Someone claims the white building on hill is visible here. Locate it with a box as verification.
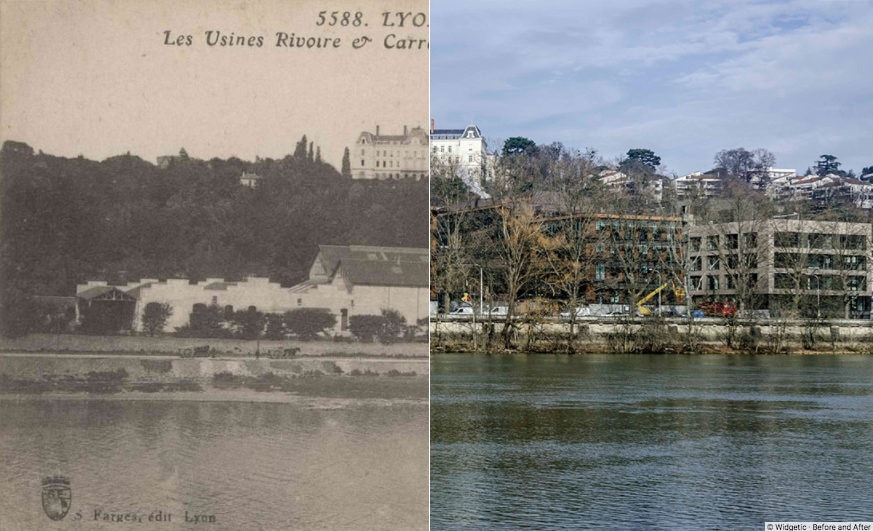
[351,125,428,180]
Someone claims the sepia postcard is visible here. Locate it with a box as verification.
[0,0,429,529]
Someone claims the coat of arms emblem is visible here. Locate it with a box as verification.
[41,475,72,521]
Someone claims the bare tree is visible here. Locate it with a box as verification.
[539,151,603,352]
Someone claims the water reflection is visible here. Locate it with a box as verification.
[1,399,427,530]
[431,353,873,529]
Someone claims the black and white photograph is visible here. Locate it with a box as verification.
[0,1,429,529]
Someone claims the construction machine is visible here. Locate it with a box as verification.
[636,280,686,316]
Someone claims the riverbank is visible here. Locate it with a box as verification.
[0,333,427,358]
[0,353,428,400]
[430,317,873,354]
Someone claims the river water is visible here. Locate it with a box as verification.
[431,353,873,530]
[0,396,428,530]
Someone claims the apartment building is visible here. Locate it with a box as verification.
[687,219,873,318]
[351,125,429,180]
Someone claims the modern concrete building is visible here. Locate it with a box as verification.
[687,219,873,318]
[351,125,428,180]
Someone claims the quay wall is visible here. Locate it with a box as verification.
[0,333,427,358]
[0,355,428,383]
[431,318,873,350]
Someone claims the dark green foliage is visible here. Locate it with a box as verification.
[142,302,172,335]
[233,307,264,339]
[348,314,385,342]
[341,147,352,178]
[263,313,286,340]
[284,308,336,340]
[0,287,39,338]
[184,304,229,338]
[816,154,843,176]
[621,148,661,174]
[379,308,406,344]
[502,137,537,155]
[348,310,406,343]
[0,140,427,337]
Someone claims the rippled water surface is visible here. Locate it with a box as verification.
[1,398,427,530]
[431,354,873,530]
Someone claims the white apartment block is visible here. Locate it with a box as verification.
[351,125,428,180]
[429,123,489,181]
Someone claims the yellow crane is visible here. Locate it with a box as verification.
[636,280,685,316]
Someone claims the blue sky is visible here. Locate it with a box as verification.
[431,0,873,177]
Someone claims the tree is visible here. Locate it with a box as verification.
[264,313,286,340]
[348,314,385,342]
[233,307,264,340]
[714,147,775,183]
[490,202,547,349]
[294,135,308,158]
[379,308,406,343]
[141,302,172,335]
[502,137,537,156]
[187,304,227,337]
[341,147,352,178]
[816,154,842,176]
[620,148,661,174]
[284,308,336,340]
[539,150,603,352]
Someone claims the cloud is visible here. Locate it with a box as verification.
[432,0,873,175]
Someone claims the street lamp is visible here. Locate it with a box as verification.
[654,269,663,315]
[810,268,821,319]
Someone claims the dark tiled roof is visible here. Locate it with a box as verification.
[77,286,137,301]
[431,129,465,135]
[204,281,236,290]
[316,245,427,287]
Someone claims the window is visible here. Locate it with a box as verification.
[706,236,718,251]
[726,234,738,250]
[775,232,800,248]
[843,255,865,270]
[707,256,720,270]
[595,263,606,280]
[690,256,702,271]
[690,237,701,252]
[707,276,719,291]
[468,155,473,163]
[297,298,302,307]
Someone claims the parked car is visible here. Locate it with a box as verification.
[485,306,509,317]
[449,306,475,316]
[559,307,591,319]
[678,309,705,319]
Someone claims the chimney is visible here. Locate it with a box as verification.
[404,125,407,136]
[376,125,380,137]
[430,119,434,133]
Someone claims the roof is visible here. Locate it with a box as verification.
[315,245,428,288]
[203,281,236,290]
[431,129,465,136]
[76,285,137,301]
